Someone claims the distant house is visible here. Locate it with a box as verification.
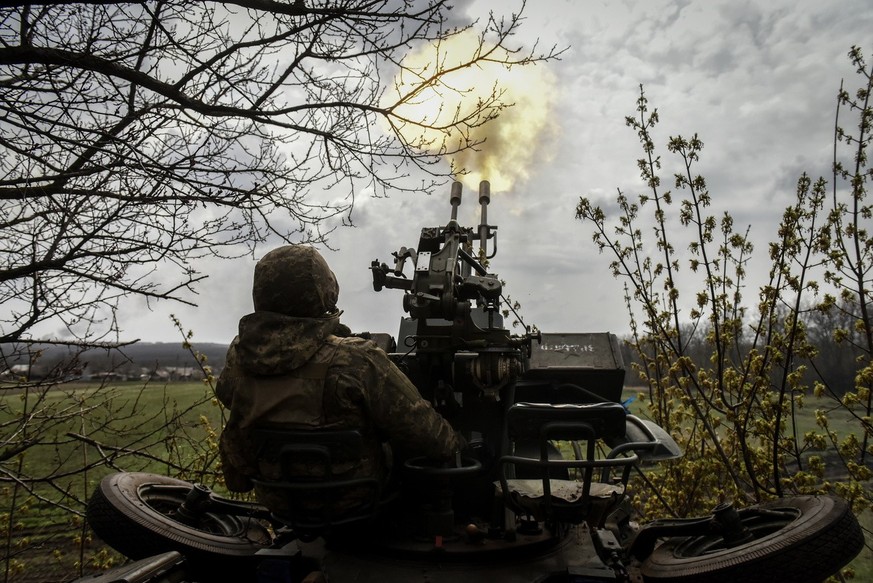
[10,364,30,376]
[6,363,50,380]
[139,366,198,382]
[1,363,86,382]
[165,366,197,381]
[140,367,170,382]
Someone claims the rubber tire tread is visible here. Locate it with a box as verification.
[640,495,864,583]
[87,472,270,571]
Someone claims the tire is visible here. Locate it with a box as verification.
[87,472,272,572]
[640,495,864,583]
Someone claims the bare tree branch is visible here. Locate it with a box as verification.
[0,1,558,343]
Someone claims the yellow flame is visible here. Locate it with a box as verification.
[388,30,557,194]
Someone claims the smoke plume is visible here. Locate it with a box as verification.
[389,30,557,193]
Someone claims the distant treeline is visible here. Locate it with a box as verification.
[2,324,863,393]
[618,318,866,397]
[0,342,229,381]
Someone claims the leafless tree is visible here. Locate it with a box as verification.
[0,0,558,344]
[0,3,560,576]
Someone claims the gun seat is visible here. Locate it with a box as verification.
[497,402,637,527]
[249,428,385,538]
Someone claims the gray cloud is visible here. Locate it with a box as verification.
[113,0,873,345]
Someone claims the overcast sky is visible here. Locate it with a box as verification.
[118,0,872,346]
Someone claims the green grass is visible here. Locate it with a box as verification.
[0,382,869,580]
[1,380,223,484]
[0,380,225,578]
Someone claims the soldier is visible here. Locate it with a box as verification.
[216,245,461,519]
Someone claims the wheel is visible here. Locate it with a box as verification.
[87,472,273,572]
[640,495,864,583]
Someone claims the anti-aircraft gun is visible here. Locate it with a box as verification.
[370,179,626,420]
[370,181,538,436]
[367,181,636,550]
[370,180,626,408]
[77,179,865,583]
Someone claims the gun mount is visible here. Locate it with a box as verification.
[371,181,539,404]
[79,179,863,583]
[367,181,632,543]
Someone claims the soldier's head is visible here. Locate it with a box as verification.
[252,245,339,317]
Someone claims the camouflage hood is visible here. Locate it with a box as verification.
[235,311,340,375]
[252,245,339,317]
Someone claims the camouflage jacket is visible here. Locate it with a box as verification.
[216,310,460,513]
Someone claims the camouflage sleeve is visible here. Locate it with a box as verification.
[366,352,461,460]
[214,338,255,492]
[215,339,240,409]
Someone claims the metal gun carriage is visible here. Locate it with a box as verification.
[82,181,863,583]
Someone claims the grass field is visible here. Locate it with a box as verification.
[0,380,224,581]
[0,381,869,581]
